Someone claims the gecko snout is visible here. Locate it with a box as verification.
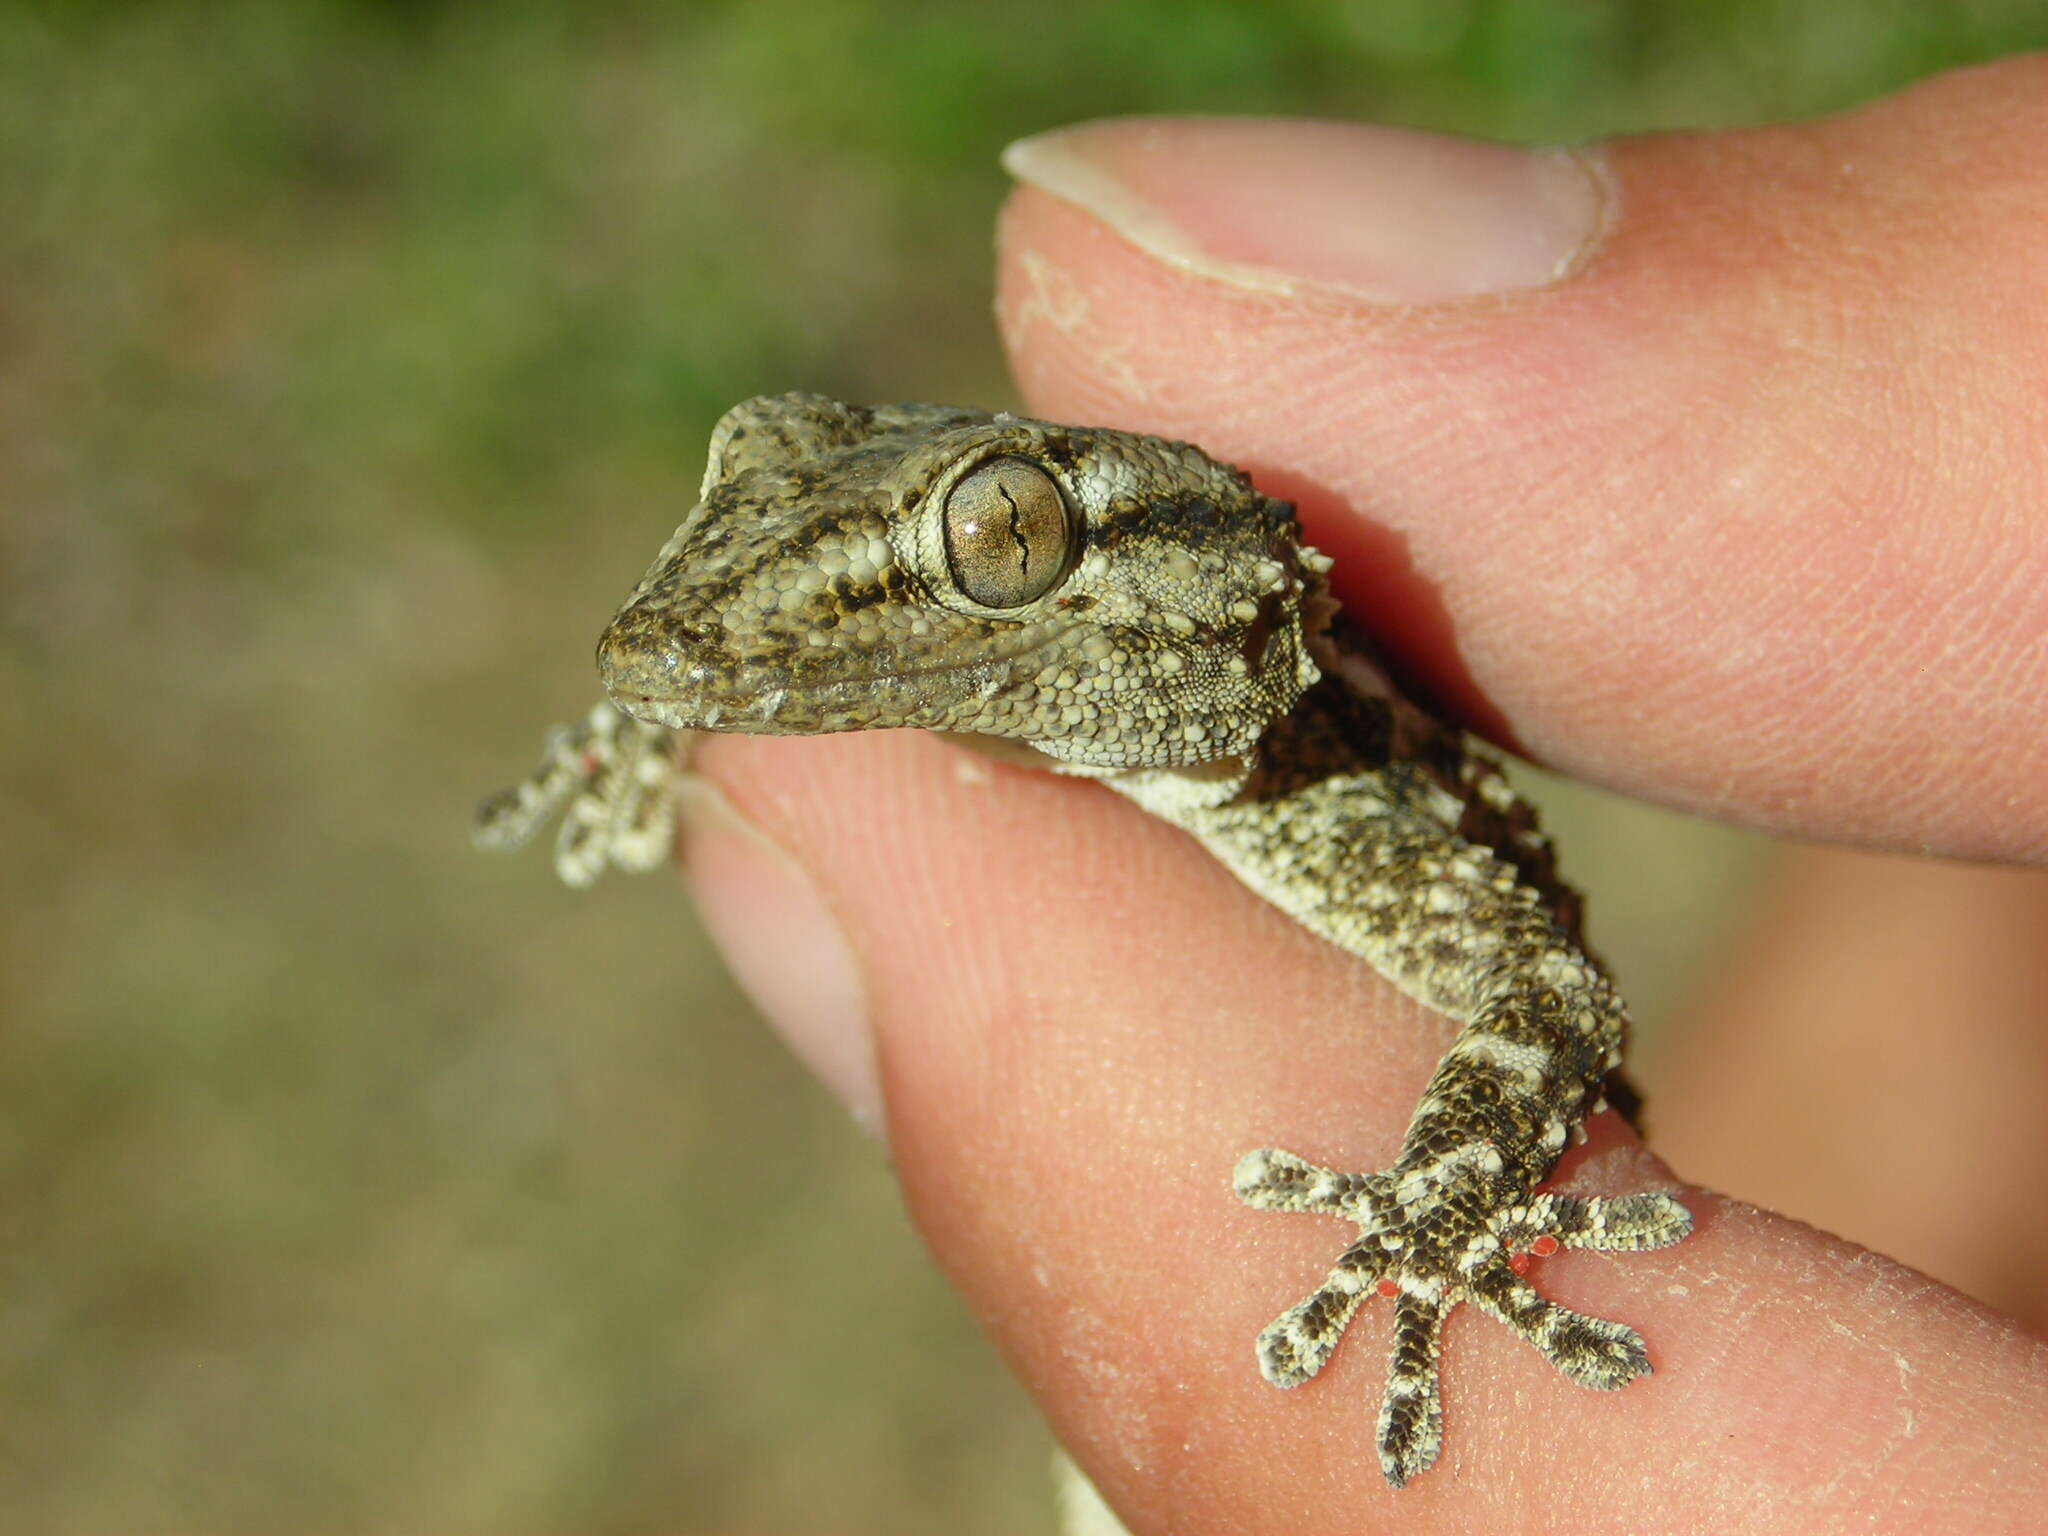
[595,610,692,717]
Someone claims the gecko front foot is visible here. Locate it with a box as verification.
[1234,1147,1691,1486]
[474,701,681,886]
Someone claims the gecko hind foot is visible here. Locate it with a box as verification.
[474,701,680,886]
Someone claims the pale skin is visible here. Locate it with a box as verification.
[676,58,2048,1534]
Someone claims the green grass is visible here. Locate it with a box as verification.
[2,3,2041,1529]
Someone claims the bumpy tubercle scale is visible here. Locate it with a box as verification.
[477,393,1693,1491]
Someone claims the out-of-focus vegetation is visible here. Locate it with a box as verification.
[2,4,2042,1531]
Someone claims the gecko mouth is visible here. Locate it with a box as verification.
[596,616,1081,735]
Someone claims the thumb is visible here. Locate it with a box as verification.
[997,56,2048,862]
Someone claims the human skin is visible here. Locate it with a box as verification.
[678,57,2048,1534]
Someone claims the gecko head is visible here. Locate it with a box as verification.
[598,392,1329,769]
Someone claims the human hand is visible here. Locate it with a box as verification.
[682,56,2048,1533]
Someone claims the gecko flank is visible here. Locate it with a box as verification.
[476,392,1693,1489]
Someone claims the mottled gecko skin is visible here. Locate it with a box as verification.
[477,393,1693,1489]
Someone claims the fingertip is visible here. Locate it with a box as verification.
[1002,117,1612,306]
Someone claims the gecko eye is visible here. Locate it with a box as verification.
[941,457,1075,608]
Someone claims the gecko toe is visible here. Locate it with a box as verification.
[1257,1263,1376,1387]
[1375,1292,1447,1487]
[1541,1311,1653,1389]
[1497,1190,1694,1254]
[1590,1192,1693,1250]
[1377,1381,1444,1489]
[1234,1147,1382,1220]
[1471,1261,1656,1390]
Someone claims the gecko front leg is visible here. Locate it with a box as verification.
[474,701,682,886]
[1124,675,1694,1486]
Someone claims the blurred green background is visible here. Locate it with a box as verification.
[4,3,2044,1531]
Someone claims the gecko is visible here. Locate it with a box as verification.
[475,392,1693,1491]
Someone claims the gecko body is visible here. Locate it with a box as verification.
[478,393,1692,1488]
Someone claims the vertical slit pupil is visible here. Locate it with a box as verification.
[943,458,1071,607]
